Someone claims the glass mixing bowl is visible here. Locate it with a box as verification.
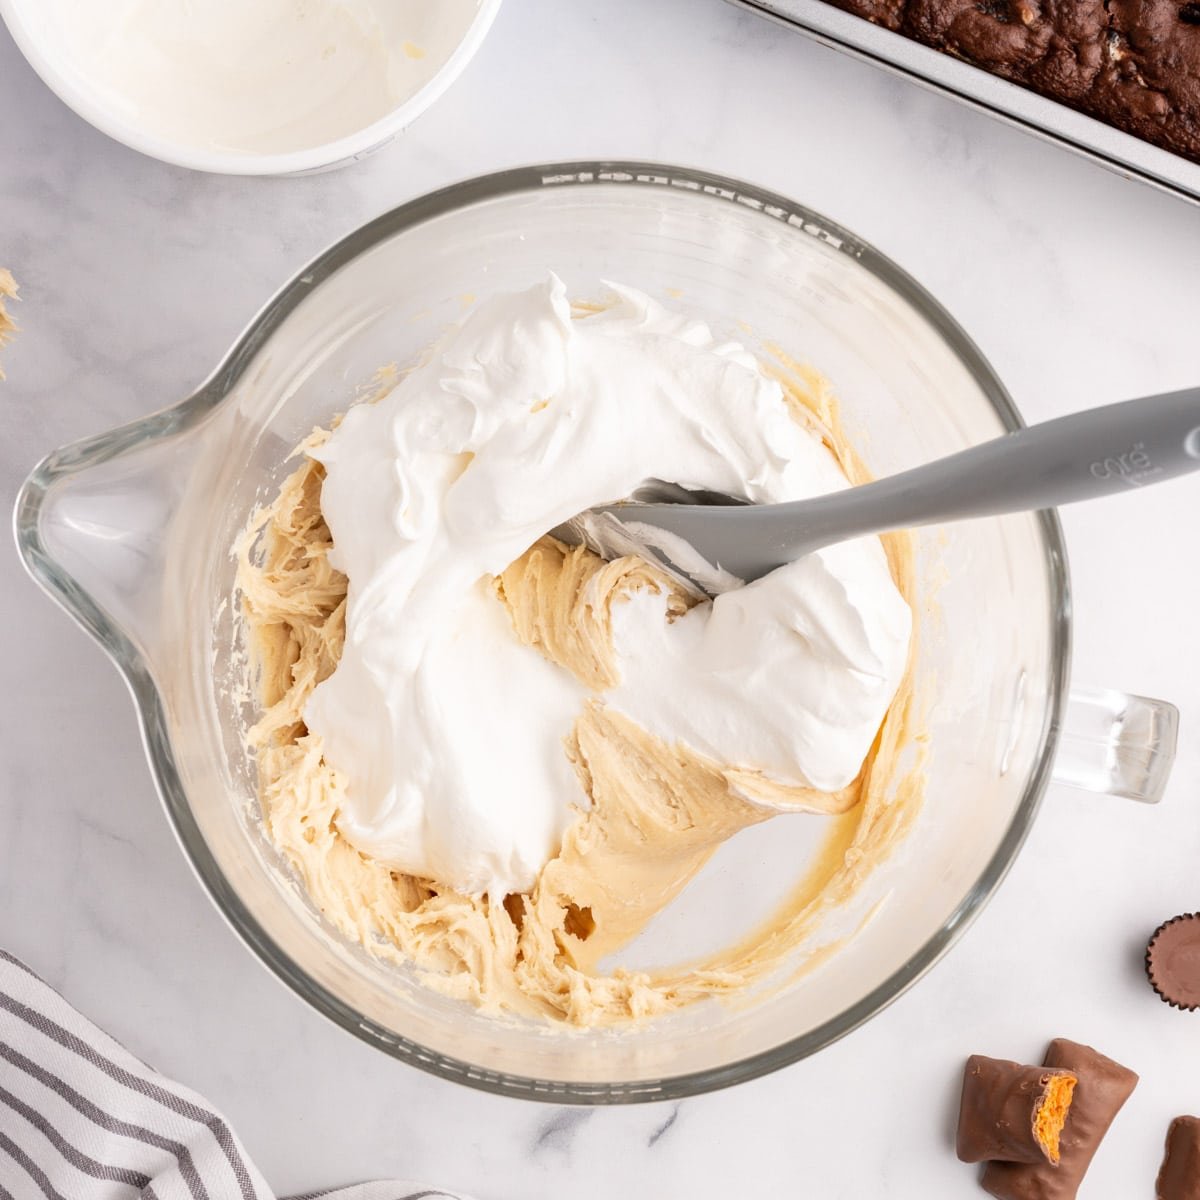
[15,162,1178,1102]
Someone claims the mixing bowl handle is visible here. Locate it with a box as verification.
[1051,685,1179,804]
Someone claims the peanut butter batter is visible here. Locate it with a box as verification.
[237,363,923,1026]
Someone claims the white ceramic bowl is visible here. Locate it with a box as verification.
[0,0,502,175]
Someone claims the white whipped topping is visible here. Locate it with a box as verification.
[610,545,912,795]
[41,0,481,155]
[305,276,912,898]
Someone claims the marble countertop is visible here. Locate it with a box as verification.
[2,1,1199,1196]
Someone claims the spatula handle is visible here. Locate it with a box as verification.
[606,386,1200,583]
[787,384,1200,541]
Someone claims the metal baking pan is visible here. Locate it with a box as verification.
[730,0,1200,208]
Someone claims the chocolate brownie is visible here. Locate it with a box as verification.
[902,0,1057,77]
[834,0,908,30]
[1023,0,1109,102]
[819,0,1200,163]
[1092,0,1200,160]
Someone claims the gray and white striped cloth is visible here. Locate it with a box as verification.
[0,950,466,1200]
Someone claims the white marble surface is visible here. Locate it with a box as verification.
[2,0,1199,1196]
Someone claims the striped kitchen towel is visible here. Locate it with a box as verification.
[0,950,464,1200]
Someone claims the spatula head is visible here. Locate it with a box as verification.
[548,479,748,598]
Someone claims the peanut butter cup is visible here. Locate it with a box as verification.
[1147,914,1200,1011]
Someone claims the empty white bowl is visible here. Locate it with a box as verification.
[0,0,502,175]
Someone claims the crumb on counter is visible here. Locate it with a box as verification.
[0,270,19,380]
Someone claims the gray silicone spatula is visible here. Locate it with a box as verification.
[551,386,1200,594]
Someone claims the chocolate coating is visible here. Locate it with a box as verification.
[1158,1116,1200,1200]
[1147,915,1200,1010]
[982,1040,1138,1200]
[957,1055,1076,1165]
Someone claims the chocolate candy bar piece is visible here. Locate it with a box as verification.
[982,1040,1138,1200]
[957,1055,1078,1165]
[1158,1116,1200,1200]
